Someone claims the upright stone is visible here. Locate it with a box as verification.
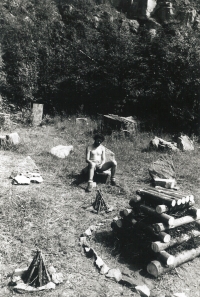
[149,155,176,181]
[177,135,194,151]
[0,113,11,130]
[32,104,43,126]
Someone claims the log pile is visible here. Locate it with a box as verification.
[111,187,200,277]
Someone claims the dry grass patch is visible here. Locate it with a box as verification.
[0,118,199,296]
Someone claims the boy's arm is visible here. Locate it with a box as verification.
[86,146,92,165]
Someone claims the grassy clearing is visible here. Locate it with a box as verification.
[0,116,200,296]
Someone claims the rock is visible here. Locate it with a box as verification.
[51,272,64,284]
[48,266,56,275]
[6,132,20,145]
[84,228,92,236]
[106,268,122,282]
[135,284,150,297]
[129,19,140,33]
[13,175,30,185]
[32,103,43,126]
[149,136,178,151]
[100,263,110,274]
[149,155,176,181]
[50,145,73,158]
[0,113,11,130]
[95,256,104,268]
[84,247,94,258]
[79,236,90,247]
[176,135,194,151]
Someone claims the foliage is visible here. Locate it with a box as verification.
[0,0,200,133]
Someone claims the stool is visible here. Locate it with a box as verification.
[81,166,111,184]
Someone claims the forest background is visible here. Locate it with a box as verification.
[0,0,200,134]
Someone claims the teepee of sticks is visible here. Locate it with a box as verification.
[93,189,108,213]
[22,250,51,287]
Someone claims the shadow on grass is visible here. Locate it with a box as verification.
[92,228,155,276]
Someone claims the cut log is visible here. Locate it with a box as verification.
[139,205,174,225]
[136,189,176,207]
[132,220,171,243]
[156,205,169,214]
[152,215,200,232]
[151,230,200,252]
[147,245,200,277]
[144,188,182,205]
[157,251,175,265]
[189,195,195,203]
[187,207,200,218]
[129,196,142,206]
[119,209,133,218]
[145,187,190,200]
[111,219,123,231]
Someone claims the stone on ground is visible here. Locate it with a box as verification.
[135,284,150,297]
[6,132,20,145]
[149,136,178,151]
[106,268,122,282]
[149,155,176,181]
[177,135,194,151]
[50,145,73,158]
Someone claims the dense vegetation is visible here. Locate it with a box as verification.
[0,0,200,134]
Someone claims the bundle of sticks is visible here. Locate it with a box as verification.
[111,187,200,277]
[22,250,51,287]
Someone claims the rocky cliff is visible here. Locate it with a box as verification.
[93,0,200,28]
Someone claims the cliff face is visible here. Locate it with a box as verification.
[93,0,200,28]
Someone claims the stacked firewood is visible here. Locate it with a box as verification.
[111,187,200,277]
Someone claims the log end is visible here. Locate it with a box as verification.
[151,242,160,253]
[147,260,162,278]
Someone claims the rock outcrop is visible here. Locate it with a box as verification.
[94,0,200,29]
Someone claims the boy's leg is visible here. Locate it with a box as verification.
[86,162,96,192]
[100,160,117,183]
[88,162,96,182]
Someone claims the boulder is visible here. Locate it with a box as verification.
[50,145,73,158]
[149,136,178,151]
[149,155,176,181]
[106,268,122,282]
[6,132,20,145]
[176,135,194,151]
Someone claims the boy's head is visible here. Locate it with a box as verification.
[93,134,105,146]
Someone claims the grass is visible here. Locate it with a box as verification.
[0,116,200,296]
